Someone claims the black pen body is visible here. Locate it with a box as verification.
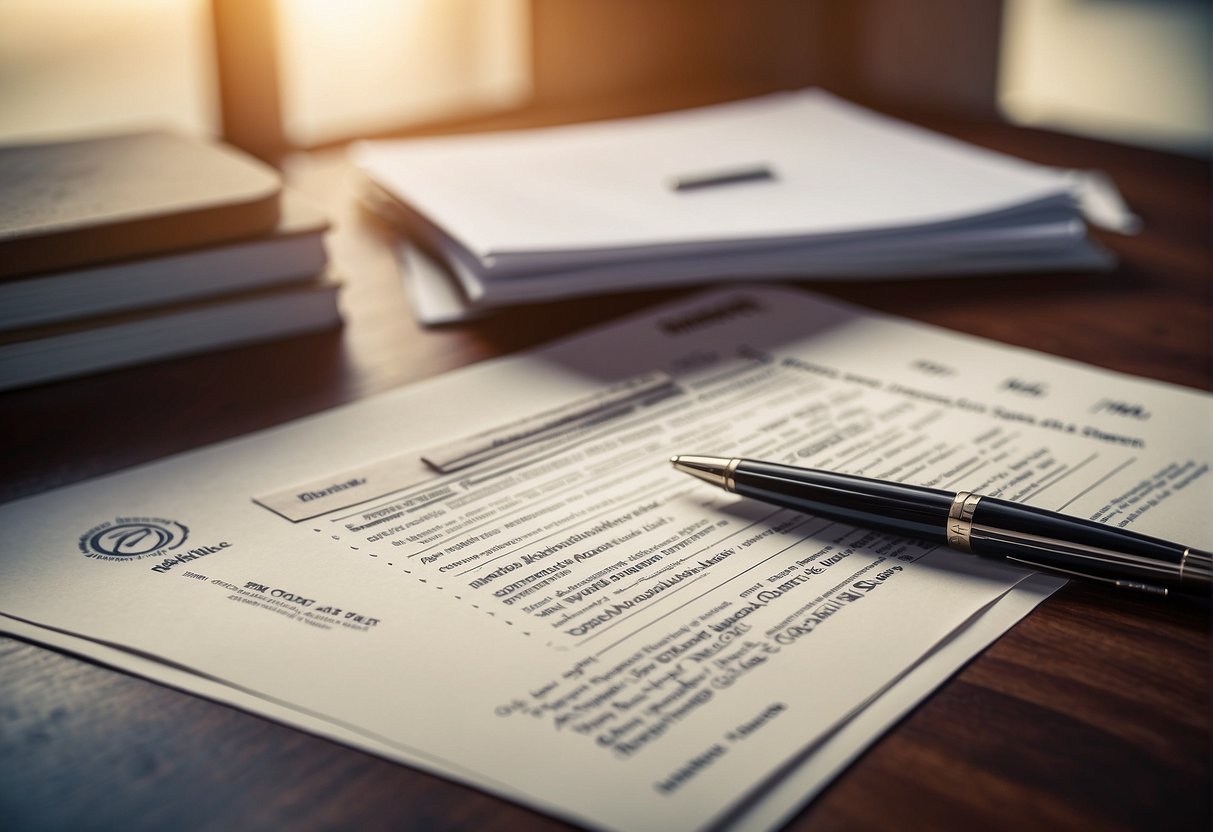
[961,497,1193,589]
[728,459,954,542]
[700,458,1211,596]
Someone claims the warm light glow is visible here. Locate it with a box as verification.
[0,0,217,142]
[0,0,530,147]
[276,0,531,145]
[1000,0,1211,153]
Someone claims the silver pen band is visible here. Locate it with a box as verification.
[723,457,741,493]
[946,491,981,553]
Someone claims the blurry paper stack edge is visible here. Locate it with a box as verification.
[0,275,341,392]
[0,191,331,331]
[352,89,1138,325]
[0,130,340,389]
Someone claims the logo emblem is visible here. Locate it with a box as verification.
[79,518,189,562]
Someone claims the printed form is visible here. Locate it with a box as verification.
[1,287,1209,831]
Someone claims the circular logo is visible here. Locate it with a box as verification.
[79,518,189,562]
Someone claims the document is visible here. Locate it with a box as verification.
[2,287,1208,831]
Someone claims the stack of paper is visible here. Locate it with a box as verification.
[352,90,1136,324]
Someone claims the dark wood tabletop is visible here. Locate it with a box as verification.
[1,113,1209,831]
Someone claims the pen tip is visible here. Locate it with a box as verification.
[669,455,730,488]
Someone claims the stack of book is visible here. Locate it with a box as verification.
[352,89,1137,324]
[0,130,340,391]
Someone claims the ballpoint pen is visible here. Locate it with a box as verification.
[671,455,1212,598]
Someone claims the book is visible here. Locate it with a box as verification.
[352,89,1136,323]
[0,275,341,392]
[0,130,282,279]
[0,190,329,332]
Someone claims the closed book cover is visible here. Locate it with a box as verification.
[0,275,341,391]
[0,130,282,279]
[0,190,329,332]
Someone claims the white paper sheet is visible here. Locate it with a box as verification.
[0,574,1060,830]
[354,90,1131,323]
[352,90,1075,266]
[2,287,1208,831]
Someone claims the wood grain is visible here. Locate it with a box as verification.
[0,115,1208,831]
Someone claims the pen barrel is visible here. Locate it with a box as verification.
[719,459,1211,597]
[967,498,1211,593]
[731,460,954,542]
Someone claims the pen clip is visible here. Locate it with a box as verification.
[1004,555,1169,597]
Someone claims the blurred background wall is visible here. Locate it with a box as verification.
[1,0,1208,156]
[999,0,1210,155]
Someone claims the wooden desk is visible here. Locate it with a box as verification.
[1,118,1208,830]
